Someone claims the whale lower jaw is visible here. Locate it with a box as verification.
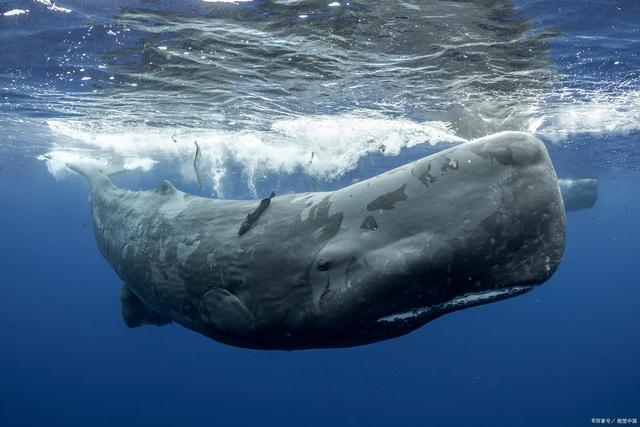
[377,286,534,323]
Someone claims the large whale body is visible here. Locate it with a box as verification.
[71,131,566,350]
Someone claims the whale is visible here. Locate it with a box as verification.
[70,131,566,350]
[559,178,598,212]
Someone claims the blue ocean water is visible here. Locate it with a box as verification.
[1,0,639,426]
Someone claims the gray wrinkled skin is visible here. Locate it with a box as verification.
[71,131,566,350]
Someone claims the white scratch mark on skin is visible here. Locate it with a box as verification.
[377,287,531,322]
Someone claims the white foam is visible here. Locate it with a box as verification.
[40,87,640,195]
[530,89,640,142]
[34,0,71,13]
[37,150,156,181]
[3,9,28,16]
[41,114,464,196]
[123,158,157,171]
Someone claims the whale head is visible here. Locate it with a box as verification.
[307,132,565,344]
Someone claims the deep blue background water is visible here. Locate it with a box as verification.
[4,169,639,427]
[1,0,639,426]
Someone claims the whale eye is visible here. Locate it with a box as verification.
[317,259,332,271]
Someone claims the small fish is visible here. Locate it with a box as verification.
[238,191,276,236]
[193,140,203,192]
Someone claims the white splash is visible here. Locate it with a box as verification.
[40,86,640,197]
[34,0,71,13]
[41,114,464,196]
[3,9,29,16]
[529,89,640,142]
[37,150,156,180]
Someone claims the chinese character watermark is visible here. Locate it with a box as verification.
[591,418,638,424]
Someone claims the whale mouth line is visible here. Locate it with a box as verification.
[377,286,534,323]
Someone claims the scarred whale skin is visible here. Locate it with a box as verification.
[71,131,566,350]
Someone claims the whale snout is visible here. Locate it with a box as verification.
[344,132,566,335]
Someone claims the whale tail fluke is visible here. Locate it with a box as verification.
[66,161,118,191]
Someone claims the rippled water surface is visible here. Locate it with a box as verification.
[2,0,639,195]
[1,1,639,426]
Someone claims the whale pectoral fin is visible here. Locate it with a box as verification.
[199,288,255,336]
[120,285,170,328]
